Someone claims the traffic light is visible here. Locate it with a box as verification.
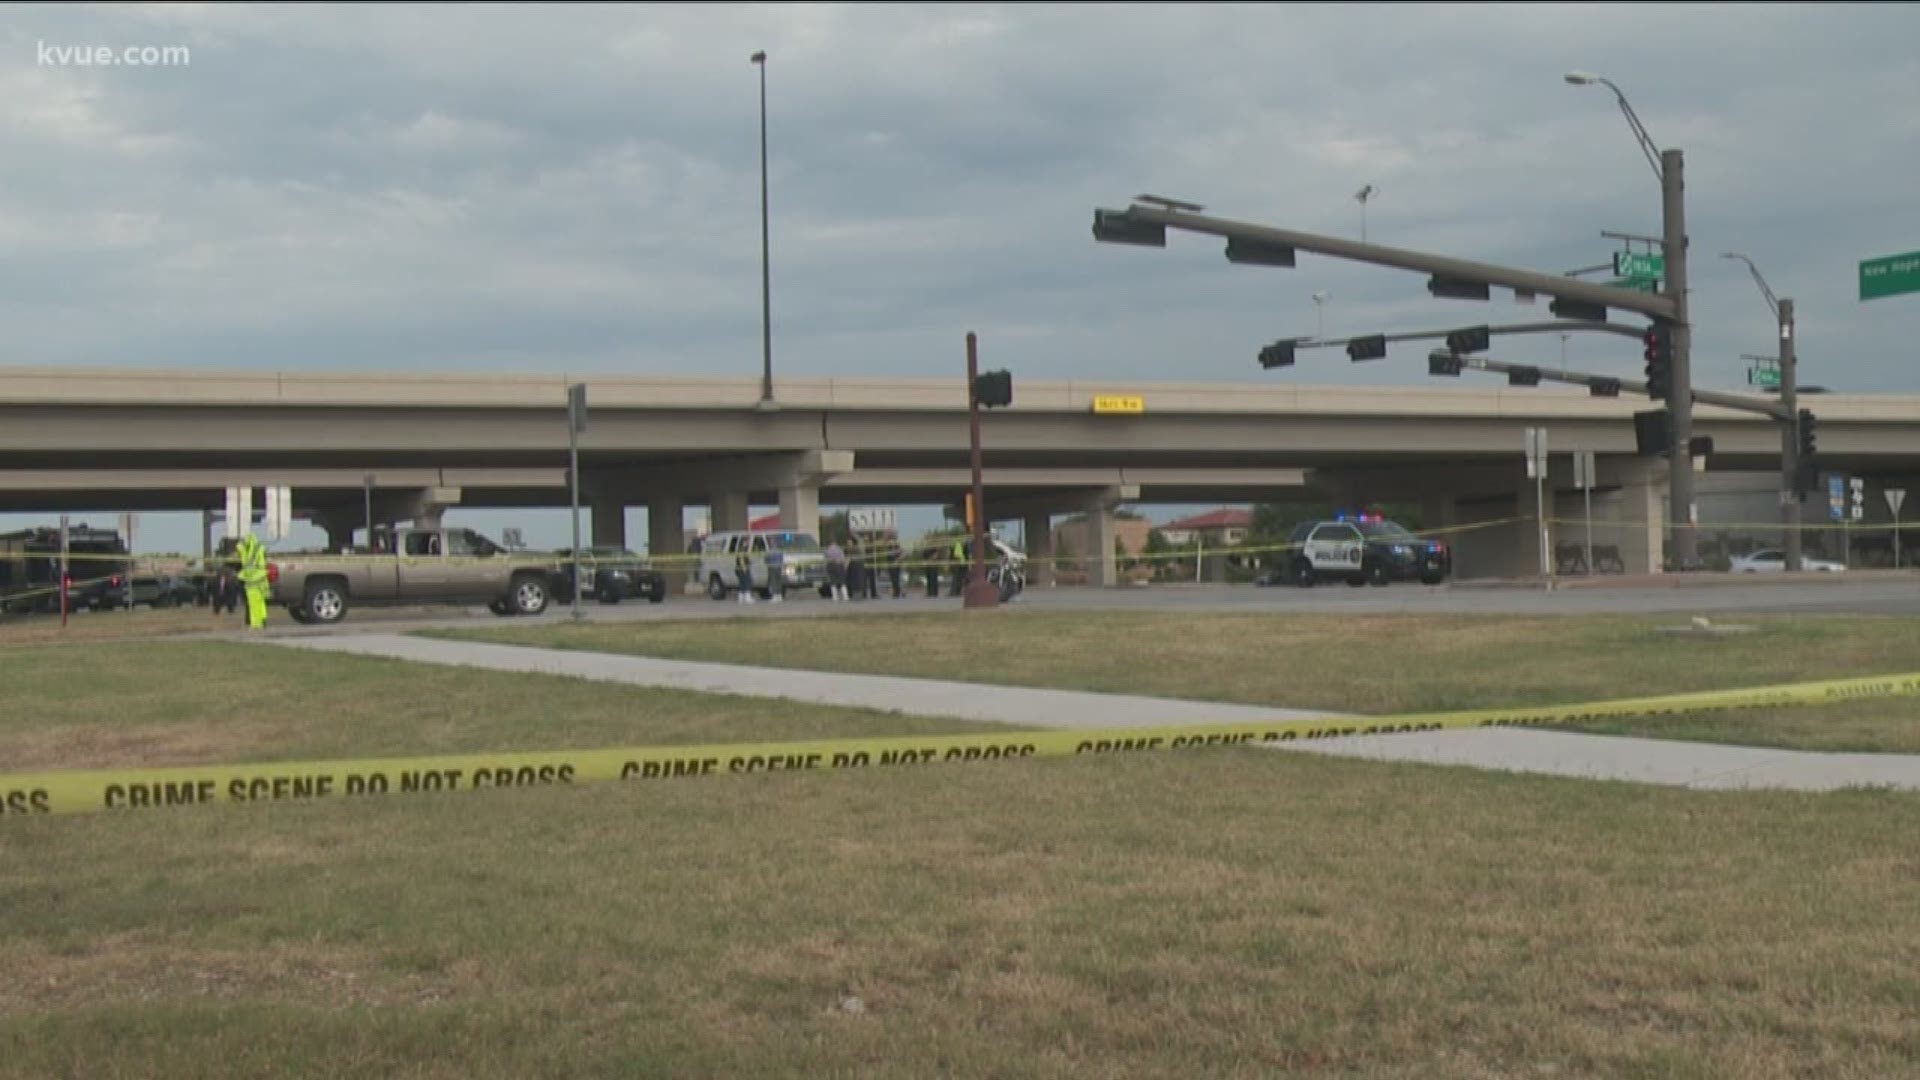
[1797,408,1817,460]
[1444,325,1491,354]
[1258,341,1297,369]
[1642,322,1673,401]
[1588,376,1621,398]
[1429,353,1463,377]
[1507,365,1541,387]
[972,369,1012,408]
[1633,409,1669,457]
[1346,334,1387,362]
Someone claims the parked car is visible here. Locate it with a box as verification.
[271,526,552,625]
[1729,550,1845,573]
[551,548,667,605]
[1266,516,1451,588]
[697,530,826,600]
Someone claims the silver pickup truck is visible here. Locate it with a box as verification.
[270,527,553,625]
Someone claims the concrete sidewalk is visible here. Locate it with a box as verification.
[274,633,1336,730]
[268,634,1920,793]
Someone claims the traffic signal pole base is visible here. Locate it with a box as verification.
[962,579,1000,610]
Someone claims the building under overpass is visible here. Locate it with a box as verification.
[4,365,1918,582]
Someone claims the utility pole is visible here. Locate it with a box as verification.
[1778,298,1801,572]
[751,51,776,410]
[1661,147,1697,570]
[567,384,587,622]
[963,332,998,609]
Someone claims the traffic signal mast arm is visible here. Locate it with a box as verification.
[1433,350,1789,420]
[1103,202,1680,322]
[1295,319,1647,351]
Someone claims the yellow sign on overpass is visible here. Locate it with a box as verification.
[1092,394,1145,415]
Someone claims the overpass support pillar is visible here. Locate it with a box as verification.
[1083,495,1120,588]
[710,491,749,533]
[591,497,627,549]
[1024,511,1053,587]
[1604,459,1668,575]
[1514,478,1550,579]
[647,495,687,593]
[201,509,215,559]
[777,483,820,538]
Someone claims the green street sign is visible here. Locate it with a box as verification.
[1748,365,1780,389]
[1614,251,1665,279]
[1860,249,1920,301]
[1606,276,1660,294]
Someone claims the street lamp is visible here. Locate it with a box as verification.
[1567,71,1697,570]
[1564,72,1662,183]
[1353,184,1374,242]
[1723,251,1803,572]
[1310,290,1330,339]
[751,50,776,411]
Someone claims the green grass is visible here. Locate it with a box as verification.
[0,641,1004,773]
[4,752,1918,1078]
[440,612,1920,753]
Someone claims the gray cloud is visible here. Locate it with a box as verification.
[1,0,1915,393]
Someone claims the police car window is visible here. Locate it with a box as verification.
[1357,521,1413,539]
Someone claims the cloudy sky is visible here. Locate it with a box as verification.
[4,2,1918,551]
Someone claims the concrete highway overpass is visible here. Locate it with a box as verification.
[4,366,1918,581]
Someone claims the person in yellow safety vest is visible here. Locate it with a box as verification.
[950,536,967,597]
[235,533,270,629]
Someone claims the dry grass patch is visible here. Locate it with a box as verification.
[446,612,1920,752]
[2,752,1917,1077]
[0,640,1006,772]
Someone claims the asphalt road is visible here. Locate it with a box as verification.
[235,577,1920,640]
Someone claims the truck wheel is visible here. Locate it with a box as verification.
[1366,560,1391,587]
[598,587,622,605]
[303,580,349,624]
[708,574,728,601]
[648,581,666,604]
[511,575,550,616]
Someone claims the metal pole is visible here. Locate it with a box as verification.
[1778,298,1801,572]
[1537,467,1549,578]
[569,415,583,621]
[755,52,774,407]
[59,514,69,629]
[1584,455,1595,576]
[363,474,374,549]
[1663,147,1697,571]
[963,331,996,609]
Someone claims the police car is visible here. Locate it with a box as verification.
[1277,514,1451,588]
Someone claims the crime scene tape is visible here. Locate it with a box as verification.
[11,516,1527,573]
[6,669,1920,819]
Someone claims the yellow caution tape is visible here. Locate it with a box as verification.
[6,669,1918,818]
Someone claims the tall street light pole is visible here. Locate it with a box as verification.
[1566,72,1696,569]
[751,50,776,410]
[1723,252,1801,572]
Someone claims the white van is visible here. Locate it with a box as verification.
[697,530,827,600]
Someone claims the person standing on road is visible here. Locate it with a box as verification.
[734,544,756,604]
[949,536,968,597]
[885,538,905,599]
[825,539,848,601]
[922,540,940,598]
[234,533,270,629]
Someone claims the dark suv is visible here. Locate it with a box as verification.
[551,547,668,605]
[1276,517,1451,588]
